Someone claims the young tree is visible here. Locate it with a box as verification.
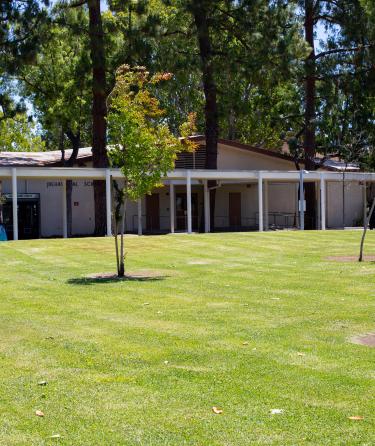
[359,197,375,262]
[107,65,196,277]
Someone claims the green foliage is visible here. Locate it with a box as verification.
[107,64,196,276]
[2,0,375,165]
[19,5,92,150]
[0,112,45,152]
[108,65,196,201]
[0,0,49,69]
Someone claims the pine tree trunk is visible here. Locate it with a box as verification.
[88,0,108,236]
[191,0,218,231]
[303,0,317,229]
[118,199,127,277]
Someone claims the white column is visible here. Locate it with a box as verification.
[258,172,263,232]
[203,179,210,233]
[62,180,68,238]
[316,180,321,230]
[137,198,142,235]
[264,180,269,231]
[105,168,112,236]
[169,182,175,233]
[186,171,192,234]
[363,181,367,225]
[320,175,326,231]
[299,169,305,231]
[11,168,18,241]
[295,183,299,228]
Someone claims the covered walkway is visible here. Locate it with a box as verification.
[0,166,374,240]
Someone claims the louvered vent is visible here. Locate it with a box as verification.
[175,145,206,169]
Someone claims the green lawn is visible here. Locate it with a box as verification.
[0,231,374,446]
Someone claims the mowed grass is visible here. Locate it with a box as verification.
[0,231,374,446]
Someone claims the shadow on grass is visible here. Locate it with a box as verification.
[67,273,167,285]
[326,255,375,263]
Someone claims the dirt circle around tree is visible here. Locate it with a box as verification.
[326,255,375,262]
[350,334,375,348]
[86,270,168,281]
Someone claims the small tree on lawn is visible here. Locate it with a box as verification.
[107,65,196,277]
[359,196,375,262]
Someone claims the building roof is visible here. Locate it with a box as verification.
[0,138,360,171]
[0,147,92,167]
[192,136,360,172]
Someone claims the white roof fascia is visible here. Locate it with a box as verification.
[0,167,374,182]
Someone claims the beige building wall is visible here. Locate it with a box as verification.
[218,144,295,170]
[214,183,258,228]
[326,181,364,228]
[2,178,95,237]
[0,142,366,237]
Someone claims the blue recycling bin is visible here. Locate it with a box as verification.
[0,225,7,241]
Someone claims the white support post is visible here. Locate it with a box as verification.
[169,182,175,233]
[186,171,192,234]
[316,180,321,230]
[264,180,269,231]
[258,172,263,232]
[11,168,18,241]
[299,169,305,231]
[320,174,326,231]
[203,179,210,233]
[105,168,112,236]
[137,198,142,235]
[62,180,68,238]
[295,182,299,228]
[363,181,367,225]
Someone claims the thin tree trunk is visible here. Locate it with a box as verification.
[114,217,120,275]
[88,0,108,236]
[228,108,236,140]
[303,0,317,229]
[359,198,375,262]
[111,180,120,274]
[119,199,127,277]
[191,0,218,231]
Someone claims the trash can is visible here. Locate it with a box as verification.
[0,224,7,241]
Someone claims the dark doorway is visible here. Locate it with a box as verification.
[229,192,242,228]
[176,193,198,231]
[146,194,160,232]
[2,195,40,240]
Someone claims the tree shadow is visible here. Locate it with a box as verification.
[67,273,167,285]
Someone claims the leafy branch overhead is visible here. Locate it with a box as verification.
[108,64,197,201]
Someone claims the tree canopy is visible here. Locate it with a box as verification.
[1,0,374,234]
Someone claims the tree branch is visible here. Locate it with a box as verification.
[69,0,87,8]
[314,44,373,60]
